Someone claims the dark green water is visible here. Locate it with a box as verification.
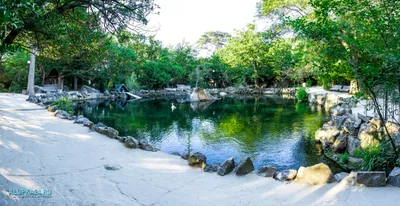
[76,96,342,172]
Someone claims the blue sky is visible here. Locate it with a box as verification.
[147,0,260,46]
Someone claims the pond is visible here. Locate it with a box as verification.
[75,96,343,173]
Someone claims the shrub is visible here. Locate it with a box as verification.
[295,87,308,102]
[306,79,313,87]
[353,142,397,171]
[340,153,349,164]
[51,97,74,114]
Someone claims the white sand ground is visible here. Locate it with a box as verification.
[0,93,399,206]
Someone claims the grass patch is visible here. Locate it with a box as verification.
[51,97,74,114]
[340,153,349,164]
[353,142,397,171]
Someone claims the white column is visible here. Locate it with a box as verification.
[27,47,36,96]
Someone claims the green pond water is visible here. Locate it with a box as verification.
[75,96,343,172]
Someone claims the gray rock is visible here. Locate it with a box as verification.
[106,127,119,139]
[104,164,122,171]
[104,90,111,96]
[315,128,340,148]
[358,113,371,123]
[257,166,277,178]
[83,120,94,128]
[354,171,386,187]
[358,123,381,149]
[347,135,361,156]
[188,152,206,167]
[330,105,346,116]
[217,158,235,176]
[80,85,100,94]
[275,170,297,181]
[139,140,157,152]
[295,163,334,185]
[334,172,350,182]
[53,110,72,119]
[118,136,127,143]
[181,152,189,160]
[124,136,139,148]
[388,167,400,187]
[234,157,255,175]
[91,122,106,131]
[47,105,58,112]
[333,133,347,153]
[354,119,362,129]
[171,152,181,156]
[203,163,220,173]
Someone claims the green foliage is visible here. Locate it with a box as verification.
[51,97,73,114]
[0,50,29,92]
[340,153,349,164]
[353,142,397,171]
[295,87,308,102]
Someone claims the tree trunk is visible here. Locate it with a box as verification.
[74,76,78,91]
[27,47,36,95]
[57,71,64,91]
[253,62,260,88]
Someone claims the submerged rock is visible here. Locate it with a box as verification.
[234,157,255,175]
[295,163,334,185]
[388,167,400,187]
[354,171,386,187]
[217,158,235,176]
[188,152,206,167]
[275,170,297,181]
[124,136,139,148]
[256,166,277,178]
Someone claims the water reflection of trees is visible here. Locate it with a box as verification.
[76,97,327,150]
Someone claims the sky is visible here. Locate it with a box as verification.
[147,0,260,46]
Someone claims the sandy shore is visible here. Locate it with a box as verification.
[1,93,399,206]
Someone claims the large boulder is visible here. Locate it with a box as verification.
[342,116,357,135]
[188,152,206,167]
[385,121,400,135]
[358,123,381,149]
[347,135,361,156]
[369,115,383,129]
[217,158,235,176]
[295,163,334,185]
[358,113,372,123]
[332,133,347,153]
[124,136,139,148]
[330,105,346,116]
[388,167,400,187]
[94,125,119,138]
[354,171,386,187]
[234,157,255,175]
[257,166,277,178]
[190,88,215,102]
[275,170,297,181]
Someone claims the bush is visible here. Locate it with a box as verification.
[340,153,349,164]
[51,97,74,114]
[306,79,313,87]
[295,87,308,102]
[353,142,397,171]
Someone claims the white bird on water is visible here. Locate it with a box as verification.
[171,103,176,111]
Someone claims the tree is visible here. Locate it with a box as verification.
[197,31,231,53]
[0,0,158,53]
[218,24,272,87]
